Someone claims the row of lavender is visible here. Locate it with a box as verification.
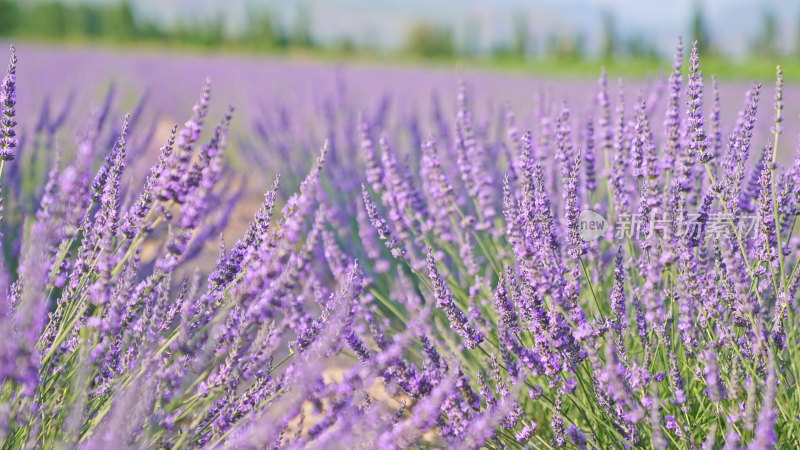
[2,37,800,448]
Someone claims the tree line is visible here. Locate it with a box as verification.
[0,0,793,62]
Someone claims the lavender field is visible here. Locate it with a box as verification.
[1,37,800,449]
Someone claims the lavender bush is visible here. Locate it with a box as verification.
[1,37,800,449]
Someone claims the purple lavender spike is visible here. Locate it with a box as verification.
[701,350,725,404]
[361,184,405,259]
[597,68,613,160]
[162,79,211,204]
[756,164,778,265]
[554,102,574,178]
[751,353,777,449]
[711,75,722,160]
[493,272,519,332]
[425,248,484,349]
[663,37,683,174]
[583,114,598,192]
[89,115,129,306]
[610,250,626,337]
[610,83,630,215]
[565,152,586,259]
[0,45,16,162]
[359,114,383,193]
[421,138,455,241]
[687,41,712,164]
[721,83,761,217]
[634,103,662,247]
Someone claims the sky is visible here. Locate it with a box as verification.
[65,0,800,57]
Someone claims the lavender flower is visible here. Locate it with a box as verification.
[493,272,519,332]
[663,37,683,173]
[0,41,798,450]
[0,45,17,161]
[701,349,725,404]
[583,115,598,192]
[751,353,777,449]
[425,248,484,349]
[362,184,405,258]
[565,152,586,258]
[360,114,384,193]
[687,41,712,163]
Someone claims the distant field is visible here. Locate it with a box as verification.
[10,42,800,168]
[7,36,800,81]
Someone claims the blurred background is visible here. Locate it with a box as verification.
[0,0,798,79]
